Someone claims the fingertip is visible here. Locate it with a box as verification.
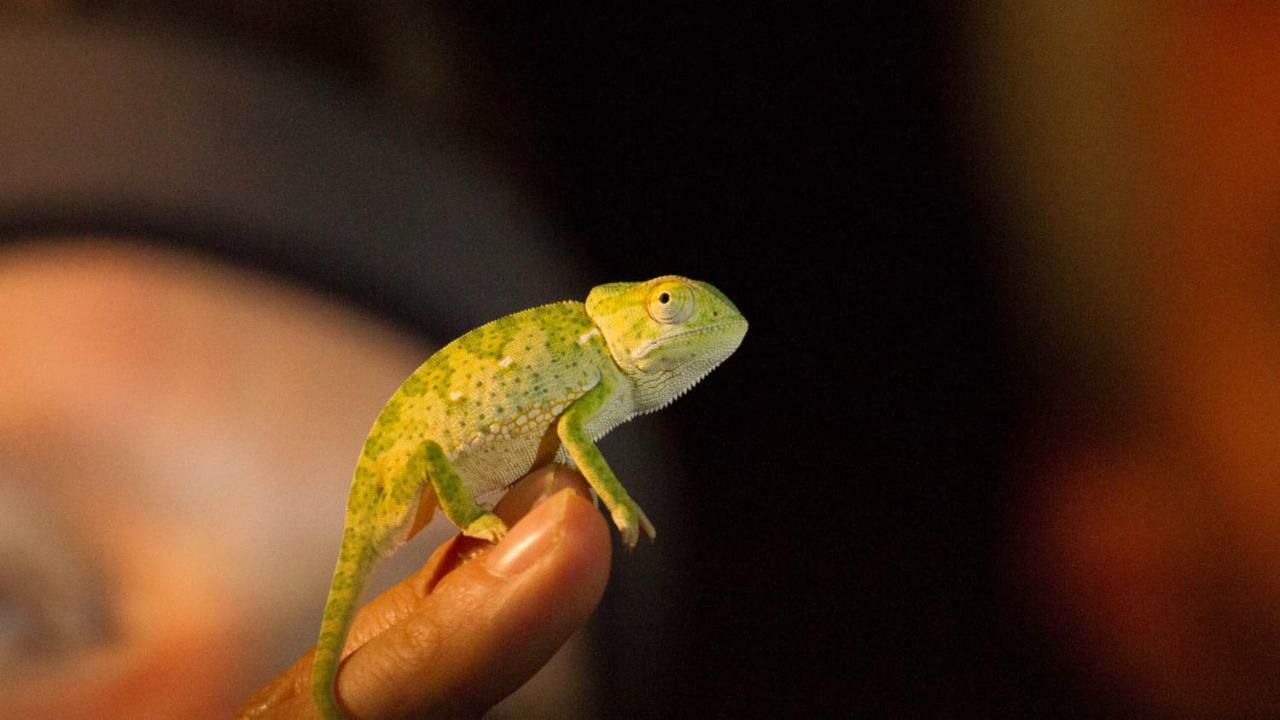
[486,486,611,591]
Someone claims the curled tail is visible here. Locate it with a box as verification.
[311,526,377,720]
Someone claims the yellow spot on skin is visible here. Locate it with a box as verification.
[498,356,514,367]
[449,390,464,401]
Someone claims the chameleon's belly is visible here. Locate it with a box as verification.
[450,431,555,498]
[448,398,636,502]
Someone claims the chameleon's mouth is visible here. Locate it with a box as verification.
[629,318,747,361]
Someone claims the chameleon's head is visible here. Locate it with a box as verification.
[586,275,747,412]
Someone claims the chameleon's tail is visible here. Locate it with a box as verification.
[311,529,377,720]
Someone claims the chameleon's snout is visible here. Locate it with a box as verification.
[695,279,748,349]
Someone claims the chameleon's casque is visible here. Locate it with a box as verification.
[311,276,746,719]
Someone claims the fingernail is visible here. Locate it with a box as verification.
[530,466,569,499]
[486,488,571,576]
[535,465,592,501]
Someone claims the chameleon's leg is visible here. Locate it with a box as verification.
[558,379,656,549]
[423,440,508,541]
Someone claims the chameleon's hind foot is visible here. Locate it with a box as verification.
[463,512,508,542]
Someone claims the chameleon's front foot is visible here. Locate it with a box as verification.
[463,512,508,542]
[611,502,656,550]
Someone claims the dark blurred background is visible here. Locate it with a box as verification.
[363,4,1017,716]
[439,4,1042,717]
[512,6,1036,717]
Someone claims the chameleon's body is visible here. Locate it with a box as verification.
[312,275,747,719]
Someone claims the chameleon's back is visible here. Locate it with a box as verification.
[402,301,621,493]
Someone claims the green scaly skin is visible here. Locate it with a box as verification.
[312,275,747,719]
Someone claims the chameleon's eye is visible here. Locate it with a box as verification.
[646,281,695,324]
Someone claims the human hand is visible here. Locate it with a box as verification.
[237,466,611,719]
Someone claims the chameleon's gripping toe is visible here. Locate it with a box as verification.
[612,502,656,550]
[463,512,509,542]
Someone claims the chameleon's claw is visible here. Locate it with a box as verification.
[638,510,656,544]
[611,503,656,550]
[463,513,508,542]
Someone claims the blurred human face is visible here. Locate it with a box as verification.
[0,239,440,718]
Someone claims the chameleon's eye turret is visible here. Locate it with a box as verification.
[646,280,695,325]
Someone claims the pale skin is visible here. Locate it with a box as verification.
[305,276,747,720]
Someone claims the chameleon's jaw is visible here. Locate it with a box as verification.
[630,318,745,362]
[634,314,746,367]
[631,315,747,411]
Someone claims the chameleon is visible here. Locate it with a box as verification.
[311,275,747,719]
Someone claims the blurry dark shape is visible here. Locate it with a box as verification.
[0,21,573,336]
[75,1,538,173]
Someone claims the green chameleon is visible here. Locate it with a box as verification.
[312,275,747,719]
